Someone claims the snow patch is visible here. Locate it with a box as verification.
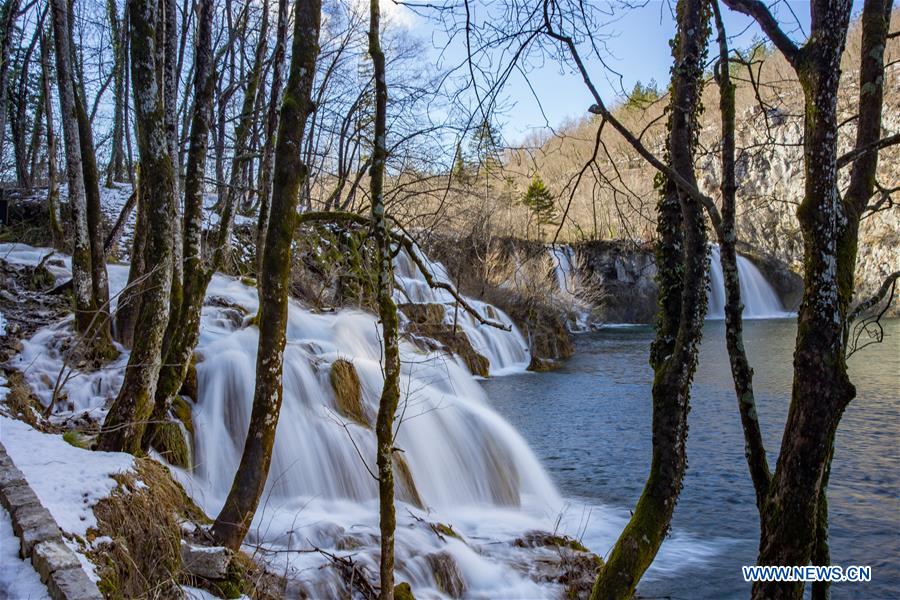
[0,416,133,536]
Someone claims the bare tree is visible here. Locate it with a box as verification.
[211,0,322,551]
[97,0,176,454]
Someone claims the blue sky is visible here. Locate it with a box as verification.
[396,1,865,142]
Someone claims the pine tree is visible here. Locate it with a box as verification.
[521,174,557,234]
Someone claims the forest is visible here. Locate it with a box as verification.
[0,0,897,598]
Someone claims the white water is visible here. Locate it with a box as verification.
[707,245,789,319]
[548,245,591,331]
[393,249,530,374]
[3,242,725,597]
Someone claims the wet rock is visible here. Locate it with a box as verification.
[329,359,370,427]
[512,531,603,599]
[425,551,466,598]
[393,453,424,509]
[398,303,491,377]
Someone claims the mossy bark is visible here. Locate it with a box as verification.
[210,0,322,551]
[97,0,175,455]
[48,0,96,335]
[591,1,709,597]
[368,0,401,597]
[141,0,216,454]
[710,1,771,512]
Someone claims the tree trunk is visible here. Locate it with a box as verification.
[40,28,63,247]
[710,0,771,512]
[142,0,215,454]
[106,0,126,186]
[49,0,96,335]
[97,0,175,455]
[210,0,321,551]
[212,0,269,270]
[75,78,113,348]
[368,0,400,597]
[590,1,710,597]
[255,0,289,275]
[0,0,20,171]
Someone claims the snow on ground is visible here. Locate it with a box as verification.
[0,417,133,537]
[0,506,49,599]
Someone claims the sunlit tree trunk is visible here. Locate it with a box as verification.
[48,0,96,335]
[210,0,322,551]
[39,27,63,247]
[590,1,710,597]
[255,0,289,274]
[367,0,401,597]
[97,0,175,455]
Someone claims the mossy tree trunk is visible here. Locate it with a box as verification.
[141,0,216,453]
[710,0,771,512]
[256,0,289,275]
[210,0,322,551]
[590,1,710,597]
[48,0,97,336]
[97,0,175,455]
[720,1,892,597]
[368,0,401,597]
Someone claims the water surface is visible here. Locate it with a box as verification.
[481,319,900,599]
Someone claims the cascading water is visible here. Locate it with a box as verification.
[4,242,724,598]
[548,245,591,331]
[707,245,789,319]
[393,249,530,374]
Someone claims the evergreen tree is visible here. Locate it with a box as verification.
[521,174,557,233]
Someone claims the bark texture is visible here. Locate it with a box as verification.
[48,0,96,334]
[210,0,322,551]
[590,1,710,597]
[97,0,175,455]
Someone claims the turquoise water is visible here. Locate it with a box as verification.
[481,319,900,599]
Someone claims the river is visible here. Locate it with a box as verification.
[481,318,900,599]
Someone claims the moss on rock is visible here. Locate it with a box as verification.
[329,359,369,427]
[394,581,416,600]
[393,453,424,508]
[150,421,192,470]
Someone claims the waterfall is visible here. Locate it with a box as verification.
[707,245,788,319]
[3,242,722,597]
[548,244,591,331]
[392,248,530,374]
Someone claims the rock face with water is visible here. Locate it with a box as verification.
[576,240,660,324]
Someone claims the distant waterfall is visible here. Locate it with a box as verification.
[392,249,530,374]
[548,245,590,331]
[707,245,788,319]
